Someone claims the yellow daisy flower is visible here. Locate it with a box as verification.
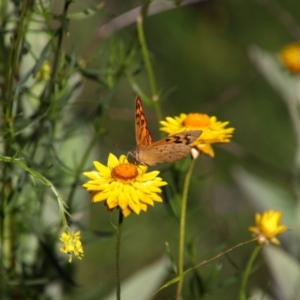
[248,210,287,245]
[279,42,300,74]
[160,113,234,157]
[60,231,84,263]
[82,153,167,217]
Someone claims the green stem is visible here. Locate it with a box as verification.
[136,13,158,101]
[44,0,72,106]
[4,0,32,100]
[1,2,33,290]
[239,245,262,300]
[116,210,124,300]
[0,154,70,229]
[3,0,33,139]
[176,159,196,300]
[136,5,165,134]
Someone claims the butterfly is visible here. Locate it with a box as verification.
[133,95,202,166]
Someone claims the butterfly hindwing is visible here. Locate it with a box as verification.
[137,130,201,165]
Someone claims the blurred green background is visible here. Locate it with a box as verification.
[6,0,299,299]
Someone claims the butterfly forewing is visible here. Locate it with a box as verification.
[134,95,202,166]
[135,95,154,147]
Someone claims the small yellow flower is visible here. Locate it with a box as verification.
[60,231,84,263]
[248,210,287,245]
[82,153,167,217]
[160,113,234,157]
[279,42,300,74]
[35,61,51,81]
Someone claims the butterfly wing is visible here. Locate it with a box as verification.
[135,95,154,147]
[136,130,202,166]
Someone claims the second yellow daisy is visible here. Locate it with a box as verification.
[160,112,234,157]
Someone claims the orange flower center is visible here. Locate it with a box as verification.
[111,163,138,183]
[183,113,211,128]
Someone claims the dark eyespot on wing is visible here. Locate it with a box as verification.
[164,136,181,144]
[184,131,201,145]
[175,140,183,144]
[164,131,202,146]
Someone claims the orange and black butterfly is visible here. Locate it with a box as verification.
[133,95,202,166]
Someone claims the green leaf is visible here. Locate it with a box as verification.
[263,246,300,300]
[249,288,274,300]
[103,256,170,300]
[233,167,295,224]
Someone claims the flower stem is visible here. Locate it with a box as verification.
[44,0,72,105]
[137,12,158,101]
[116,210,124,300]
[239,245,262,300]
[176,159,196,300]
